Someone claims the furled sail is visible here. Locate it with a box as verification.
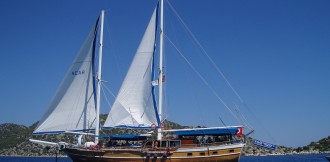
[103,7,158,128]
[33,21,99,134]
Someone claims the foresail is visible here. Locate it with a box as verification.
[103,7,158,128]
[34,21,99,134]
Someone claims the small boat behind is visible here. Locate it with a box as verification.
[326,156,330,161]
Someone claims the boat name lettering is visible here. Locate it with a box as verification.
[72,70,85,75]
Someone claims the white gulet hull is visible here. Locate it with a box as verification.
[63,143,244,162]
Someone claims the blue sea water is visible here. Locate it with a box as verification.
[241,154,330,162]
[0,154,329,162]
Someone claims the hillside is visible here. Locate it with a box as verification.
[0,120,329,157]
[0,122,69,156]
[0,123,32,150]
[0,118,186,156]
[296,136,330,153]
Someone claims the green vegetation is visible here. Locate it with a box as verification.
[295,136,330,152]
[0,123,33,150]
[0,116,187,156]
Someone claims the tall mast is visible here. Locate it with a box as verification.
[157,0,164,141]
[95,10,104,144]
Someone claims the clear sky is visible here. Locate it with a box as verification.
[0,0,329,148]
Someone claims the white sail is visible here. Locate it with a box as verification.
[34,23,98,134]
[104,7,158,128]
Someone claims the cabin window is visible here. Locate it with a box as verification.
[161,141,167,147]
[169,141,181,147]
[187,153,192,156]
[200,152,205,156]
[145,141,153,147]
[213,151,218,155]
[229,149,234,153]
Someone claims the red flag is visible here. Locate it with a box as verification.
[236,127,243,137]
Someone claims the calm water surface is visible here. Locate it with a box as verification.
[0,154,329,162]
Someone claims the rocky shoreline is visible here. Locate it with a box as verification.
[1,123,329,157]
[1,138,328,157]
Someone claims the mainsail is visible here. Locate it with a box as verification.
[103,7,159,128]
[33,21,99,134]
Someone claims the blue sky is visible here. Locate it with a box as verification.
[0,0,329,148]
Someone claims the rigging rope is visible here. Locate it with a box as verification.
[101,82,116,108]
[167,0,278,143]
[165,35,241,125]
[167,1,243,102]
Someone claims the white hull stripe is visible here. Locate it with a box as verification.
[66,152,240,159]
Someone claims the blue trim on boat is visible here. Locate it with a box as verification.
[90,17,100,130]
[103,125,154,129]
[171,127,239,136]
[96,134,148,140]
[151,2,161,127]
[32,129,96,135]
[92,17,100,109]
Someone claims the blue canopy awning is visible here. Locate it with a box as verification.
[163,126,241,136]
[105,134,148,140]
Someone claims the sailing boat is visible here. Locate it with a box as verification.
[30,0,245,162]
